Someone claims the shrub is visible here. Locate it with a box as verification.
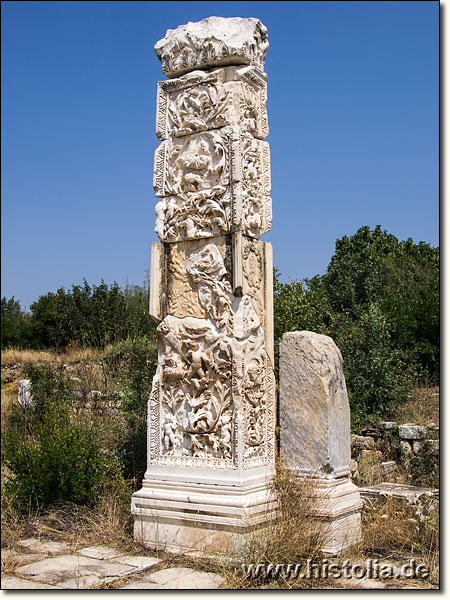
[2,364,126,509]
[103,335,158,483]
[409,440,439,488]
[3,404,126,509]
[338,304,416,426]
[29,279,155,350]
[1,297,34,349]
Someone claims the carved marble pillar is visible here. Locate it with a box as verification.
[132,17,276,555]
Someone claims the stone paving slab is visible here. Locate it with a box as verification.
[359,483,439,505]
[78,546,124,560]
[16,554,138,587]
[17,538,71,554]
[111,555,162,570]
[140,567,225,589]
[120,580,166,589]
[1,575,62,589]
[350,578,386,589]
[57,574,119,589]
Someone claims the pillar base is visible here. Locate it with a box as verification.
[295,476,363,557]
[132,477,277,557]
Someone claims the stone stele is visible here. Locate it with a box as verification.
[132,16,276,556]
[279,331,362,556]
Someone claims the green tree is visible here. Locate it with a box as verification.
[30,279,155,349]
[314,226,439,377]
[1,297,34,348]
[273,225,439,426]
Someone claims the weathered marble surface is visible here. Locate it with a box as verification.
[398,424,426,440]
[156,66,268,141]
[133,15,275,555]
[279,331,362,555]
[155,17,268,78]
[18,379,33,407]
[280,331,351,478]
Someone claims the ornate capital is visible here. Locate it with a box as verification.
[154,17,269,78]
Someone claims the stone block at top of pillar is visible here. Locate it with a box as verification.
[279,331,352,479]
[154,17,269,79]
[155,66,268,141]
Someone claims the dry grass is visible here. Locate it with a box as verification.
[1,471,440,589]
[1,381,19,432]
[389,386,439,426]
[0,490,143,576]
[224,466,330,589]
[357,453,410,487]
[357,496,439,585]
[1,345,113,368]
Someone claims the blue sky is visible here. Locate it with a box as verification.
[1,1,438,309]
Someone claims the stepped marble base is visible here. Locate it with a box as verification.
[296,476,363,556]
[132,477,277,556]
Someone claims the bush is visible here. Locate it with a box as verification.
[29,279,155,350]
[273,226,438,427]
[1,297,34,349]
[317,226,439,378]
[409,440,439,488]
[103,335,158,483]
[338,304,416,426]
[2,365,126,509]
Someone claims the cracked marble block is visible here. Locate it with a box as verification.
[153,122,271,242]
[279,331,362,556]
[132,16,276,556]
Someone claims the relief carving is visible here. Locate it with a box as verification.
[154,17,269,79]
[242,239,265,329]
[238,136,271,238]
[148,16,274,473]
[168,83,230,137]
[149,242,271,467]
[156,67,268,140]
[154,132,231,242]
[154,129,271,242]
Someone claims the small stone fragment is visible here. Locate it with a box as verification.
[379,421,398,430]
[18,379,33,406]
[381,461,397,475]
[412,441,423,453]
[399,424,426,440]
[399,440,412,456]
[352,435,375,450]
